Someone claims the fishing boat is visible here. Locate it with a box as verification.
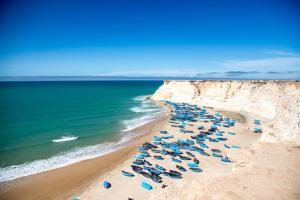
[133,159,144,165]
[141,181,153,190]
[187,162,198,168]
[153,136,162,141]
[211,148,221,153]
[154,155,164,160]
[103,181,111,189]
[171,157,182,163]
[131,165,143,173]
[176,165,187,172]
[186,151,195,157]
[212,153,223,158]
[169,170,182,176]
[151,149,161,153]
[140,171,152,179]
[121,170,135,177]
[189,167,203,172]
[221,157,231,163]
[179,155,191,160]
[199,143,209,148]
[199,151,210,156]
[155,164,166,171]
[163,172,182,179]
[193,158,199,164]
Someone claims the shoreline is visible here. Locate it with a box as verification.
[0,104,171,200]
[1,99,299,200]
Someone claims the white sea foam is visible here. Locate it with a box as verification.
[0,138,132,183]
[133,95,149,101]
[130,106,160,113]
[123,94,165,131]
[52,136,78,143]
[122,115,157,132]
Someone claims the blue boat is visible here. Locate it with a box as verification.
[176,165,187,172]
[154,155,164,160]
[133,160,144,165]
[139,147,148,151]
[199,143,209,148]
[186,151,195,157]
[211,149,221,153]
[160,150,168,155]
[189,167,203,172]
[179,155,191,160]
[133,155,145,159]
[224,144,230,148]
[153,136,162,141]
[228,132,236,135]
[171,157,182,163]
[254,128,262,133]
[103,181,111,189]
[141,181,153,190]
[160,130,168,134]
[187,162,198,168]
[231,145,240,149]
[199,151,210,156]
[155,164,166,171]
[212,153,223,158]
[122,170,135,177]
[221,157,231,163]
[216,132,223,136]
[254,119,261,125]
[193,158,199,164]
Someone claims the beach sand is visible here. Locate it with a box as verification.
[1,105,300,200]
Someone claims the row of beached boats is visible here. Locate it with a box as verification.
[100,101,261,193]
[117,101,244,190]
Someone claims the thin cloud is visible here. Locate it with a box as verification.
[225,71,260,75]
[286,70,300,74]
[262,50,298,56]
[222,57,300,70]
[98,69,199,77]
[266,71,281,74]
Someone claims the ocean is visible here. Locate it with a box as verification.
[0,81,163,182]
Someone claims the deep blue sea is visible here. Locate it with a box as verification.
[0,81,163,182]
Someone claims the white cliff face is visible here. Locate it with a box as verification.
[152,80,300,142]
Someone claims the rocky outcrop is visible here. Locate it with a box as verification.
[152,80,300,142]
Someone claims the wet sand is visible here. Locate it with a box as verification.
[0,109,171,200]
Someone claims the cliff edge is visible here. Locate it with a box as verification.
[152,80,300,142]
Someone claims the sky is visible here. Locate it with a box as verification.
[0,0,300,79]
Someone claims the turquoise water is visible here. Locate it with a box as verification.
[0,81,163,181]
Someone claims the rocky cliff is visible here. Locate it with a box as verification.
[152,80,300,142]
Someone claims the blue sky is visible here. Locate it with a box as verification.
[0,0,300,78]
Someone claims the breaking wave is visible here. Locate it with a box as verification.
[52,136,78,143]
[0,139,131,183]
